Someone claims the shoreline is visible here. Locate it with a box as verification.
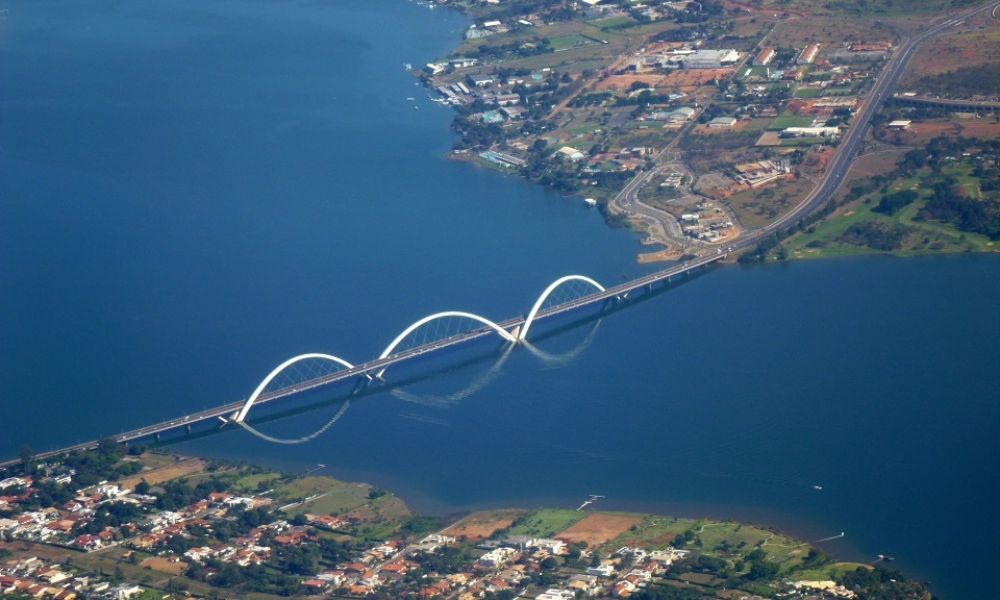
[1,447,933,598]
[417,0,1000,265]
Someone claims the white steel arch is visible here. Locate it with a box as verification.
[376,311,517,378]
[519,275,605,340]
[234,353,356,423]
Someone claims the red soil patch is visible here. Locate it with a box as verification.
[595,74,666,92]
[660,69,734,90]
[555,513,643,547]
[442,509,526,542]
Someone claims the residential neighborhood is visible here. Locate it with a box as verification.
[0,446,934,599]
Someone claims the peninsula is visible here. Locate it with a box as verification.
[415,0,999,262]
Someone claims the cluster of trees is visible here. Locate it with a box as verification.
[471,37,552,61]
[840,221,912,251]
[76,501,143,535]
[920,189,1000,239]
[836,566,934,599]
[911,63,1000,99]
[61,439,141,487]
[873,189,919,215]
[154,476,231,511]
[189,561,301,596]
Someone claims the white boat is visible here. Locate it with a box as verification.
[584,198,598,206]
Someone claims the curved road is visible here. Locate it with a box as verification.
[613,0,999,255]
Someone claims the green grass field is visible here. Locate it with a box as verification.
[275,476,372,515]
[794,87,822,98]
[591,16,635,31]
[611,516,698,550]
[778,164,995,260]
[506,509,585,538]
[548,33,594,51]
[767,114,816,130]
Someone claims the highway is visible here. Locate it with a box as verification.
[610,0,999,255]
[0,253,724,470]
[731,0,1000,252]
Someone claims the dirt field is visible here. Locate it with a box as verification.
[141,556,187,575]
[884,121,1000,145]
[901,16,1000,83]
[594,74,666,92]
[660,69,733,91]
[442,509,527,541]
[767,16,902,48]
[555,512,643,546]
[118,457,206,490]
[843,148,909,182]
[637,248,684,264]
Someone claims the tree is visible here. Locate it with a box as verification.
[19,445,34,474]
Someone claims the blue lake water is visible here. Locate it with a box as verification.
[1,1,998,598]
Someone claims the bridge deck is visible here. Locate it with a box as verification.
[0,254,722,469]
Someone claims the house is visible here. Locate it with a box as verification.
[613,579,637,597]
[537,589,575,600]
[586,564,616,577]
[707,116,737,128]
[797,43,821,65]
[449,57,478,69]
[567,574,600,595]
[755,47,775,66]
[887,120,911,130]
[781,126,840,138]
[495,93,521,106]
[554,146,585,162]
[470,75,494,87]
[478,547,519,567]
[667,106,696,123]
[501,106,527,120]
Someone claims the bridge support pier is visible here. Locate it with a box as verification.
[186,425,192,435]
[154,433,160,442]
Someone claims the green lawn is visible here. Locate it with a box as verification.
[611,516,698,550]
[591,16,635,31]
[767,114,816,130]
[548,33,594,51]
[794,87,822,98]
[822,86,853,96]
[275,476,372,516]
[506,509,585,537]
[233,472,282,493]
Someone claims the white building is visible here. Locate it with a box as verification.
[555,146,586,161]
[682,49,740,69]
[479,547,519,567]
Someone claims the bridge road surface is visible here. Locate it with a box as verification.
[0,254,724,470]
[3,1,995,471]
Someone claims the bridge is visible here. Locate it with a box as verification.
[4,0,996,471]
[0,253,724,470]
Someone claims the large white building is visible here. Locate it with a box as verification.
[682,49,740,69]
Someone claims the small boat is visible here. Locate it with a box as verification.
[406,97,415,101]
[812,484,823,490]
[403,63,412,71]
[584,198,597,206]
